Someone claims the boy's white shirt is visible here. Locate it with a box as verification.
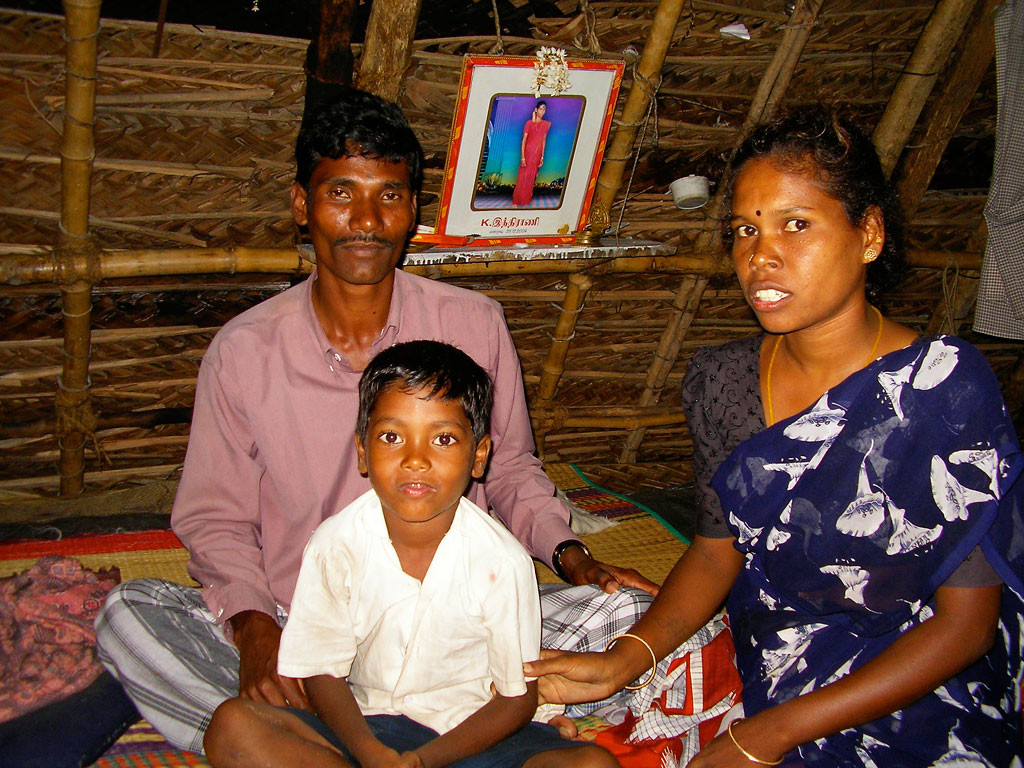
[278,489,547,735]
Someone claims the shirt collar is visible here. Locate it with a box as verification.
[302,267,408,361]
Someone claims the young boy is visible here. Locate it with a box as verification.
[203,340,617,768]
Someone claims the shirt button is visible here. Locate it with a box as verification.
[334,353,341,362]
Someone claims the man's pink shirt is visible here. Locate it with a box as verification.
[171,269,575,624]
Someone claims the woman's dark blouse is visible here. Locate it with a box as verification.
[682,337,765,538]
[681,336,999,585]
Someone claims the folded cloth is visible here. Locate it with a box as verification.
[0,555,120,723]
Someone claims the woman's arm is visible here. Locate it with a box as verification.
[691,584,1002,766]
[520,128,528,166]
[525,535,744,703]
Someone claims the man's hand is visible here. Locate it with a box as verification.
[558,544,660,596]
[229,610,310,711]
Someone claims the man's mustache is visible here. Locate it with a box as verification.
[332,235,396,249]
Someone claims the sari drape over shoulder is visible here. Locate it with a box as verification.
[712,336,1024,767]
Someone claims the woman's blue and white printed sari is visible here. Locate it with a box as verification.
[713,336,1024,767]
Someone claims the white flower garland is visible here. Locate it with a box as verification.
[532,47,571,96]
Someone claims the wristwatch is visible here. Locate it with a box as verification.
[551,540,592,583]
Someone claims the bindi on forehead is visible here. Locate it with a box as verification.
[756,210,761,216]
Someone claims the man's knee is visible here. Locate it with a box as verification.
[96,579,179,646]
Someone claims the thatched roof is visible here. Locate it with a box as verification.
[1,2,1020,499]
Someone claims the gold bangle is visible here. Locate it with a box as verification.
[604,632,657,690]
[727,718,782,766]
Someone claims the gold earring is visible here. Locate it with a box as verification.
[864,249,877,262]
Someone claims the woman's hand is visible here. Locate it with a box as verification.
[524,649,624,705]
[689,718,791,768]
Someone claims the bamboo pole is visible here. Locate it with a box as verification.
[618,275,706,462]
[356,0,423,102]
[895,0,998,220]
[536,273,594,402]
[871,0,979,178]
[591,0,693,219]
[56,0,102,496]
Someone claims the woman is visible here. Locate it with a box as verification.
[525,110,1024,766]
[512,101,550,206]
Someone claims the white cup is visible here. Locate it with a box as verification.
[669,175,710,209]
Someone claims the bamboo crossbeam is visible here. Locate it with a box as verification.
[2,207,208,247]
[1,349,206,385]
[0,463,183,492]
[0,147,255,179]
[0,407,193,439]
[0,246,979,287]
[534,411,686,431]
[872,0,978,177]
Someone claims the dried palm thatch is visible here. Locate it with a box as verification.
[0,0,1021,500]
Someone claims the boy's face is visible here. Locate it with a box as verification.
[356,385,491,532]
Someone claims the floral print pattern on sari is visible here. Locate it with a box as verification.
[713,336,1024,767]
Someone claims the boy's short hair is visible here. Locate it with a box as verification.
[295,87,424,193]
[357,341,493,444]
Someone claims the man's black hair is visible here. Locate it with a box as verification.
[356,341,493,444]
[295,87,424,193]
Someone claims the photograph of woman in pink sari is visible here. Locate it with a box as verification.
[512,101,550,206]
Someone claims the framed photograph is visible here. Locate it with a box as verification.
[434,55,624,244]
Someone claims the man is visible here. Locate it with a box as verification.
[96,87,655,754]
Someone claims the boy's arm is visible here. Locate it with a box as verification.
[306,675,410,768]
[412,682,539,768]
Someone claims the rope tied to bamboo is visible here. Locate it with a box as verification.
[532,404,570,432]
[489,0,504,55]
[61,28,101,43]
[54,386,97,441]
[52,233,102,286]
[578,0,602,56]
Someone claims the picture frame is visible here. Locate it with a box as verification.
[433,55,624,245]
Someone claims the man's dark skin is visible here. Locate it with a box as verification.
[229,148,658,712]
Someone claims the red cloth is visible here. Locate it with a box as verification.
[0,555,120,722]
[595,621,743,767]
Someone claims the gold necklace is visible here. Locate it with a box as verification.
[764,305,883,427]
